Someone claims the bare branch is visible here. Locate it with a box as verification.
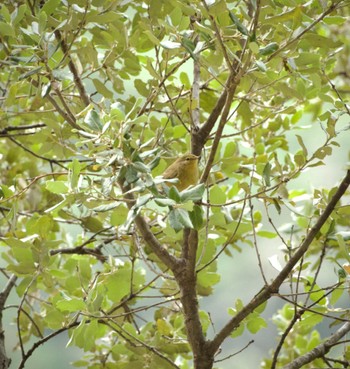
[200,79,237,185]
[118,181,180,271]
[208,170,350,354]
[282,321,350,369]
[54,30,90,107]
[191,31,201,132]
[18,325,76,369]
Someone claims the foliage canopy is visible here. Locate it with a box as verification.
[1,1,350,369]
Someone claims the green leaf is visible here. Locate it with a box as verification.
[169,208,193,232]
[123,208,139,231]
[132,161,150,173]
[160,40,181,49]
[18,67,43,80]
[168,209,183,232]
[110,205,129,226]
[134,194,153,209]
[81,216,104,232]
[180,184,205,202]
[314,146,332,160]
[70,159,81,189]
[230,322,245,338]
[0,21,15,37]
[257,230,277,239]
[262,162,271,186]
[105,263,144,302]
[330,286,344,305]
[294,151,306,167]
[92,79,114,99]
[256,60,267,72]
[84,109,103,131]
[11,4,27,25]
[134,79,149,97]
[144,30,160,45]
[56,297,85,312]
[125,165,139,184]
[154,198,177,207]
[189,205,203,230]
[259,42,279,56]
[304,279,327,305]
[46,181,69,194]
[336,233,350,262]
[296,134,308,157]
[209,185,226,205]
[168,186,181,202]
[295,52,320,67]
[229,11,249,35]
[41,0,61,15]
[323,16,346,25]
[246,314,267,334]
[41,83,51,98]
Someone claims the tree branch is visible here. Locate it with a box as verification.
[200,78,237,185]
[174,232,208,368]
[119,181,180,271]
[30,79,81,130]
[0,274,17,369]
[18,324,76,369]
[54,30,90,107]
[133,214,180,270]
[191,33,201,133]
[267,0,343,61]
[282,321,350,369]
[192,73,233,155]
[208,169,350,354]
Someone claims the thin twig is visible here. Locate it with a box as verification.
[267,1,344,61]
[249,156,268,285]
[208,170,350,355]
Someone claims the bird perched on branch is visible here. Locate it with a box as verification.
[162,153,199,191]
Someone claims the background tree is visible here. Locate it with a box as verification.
[1,1,350,369]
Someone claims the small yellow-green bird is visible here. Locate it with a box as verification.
[162,153,199,191]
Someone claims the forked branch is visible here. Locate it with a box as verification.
[208,169,350,355]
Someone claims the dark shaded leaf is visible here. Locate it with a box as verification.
[229,11,249,35]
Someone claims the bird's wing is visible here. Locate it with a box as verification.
[163,165,178,179]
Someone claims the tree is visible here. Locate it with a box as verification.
[1,0,350,368]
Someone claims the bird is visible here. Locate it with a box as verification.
[162,153,199,191]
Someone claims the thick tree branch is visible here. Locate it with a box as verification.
[282,321,350,369]
[208,169,350,354]
[191,73,233,155]
[134,215,180,270]
[119,182,180,271]
[54,30,90,107]
[200,78,237,185]
[174,245,208,368]
[191,43,201,132]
